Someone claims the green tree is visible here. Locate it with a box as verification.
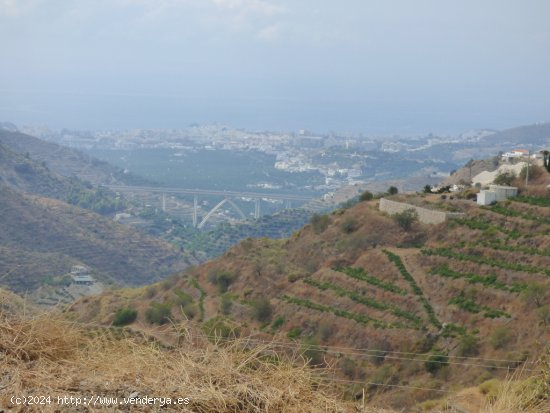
[388,186,399,195]
[359,190,374,201]
[423,185,432,194]
[393,208,418,231]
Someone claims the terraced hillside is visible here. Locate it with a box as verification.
[70,188,550,409]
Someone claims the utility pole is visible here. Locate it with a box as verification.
[525,151,530,186]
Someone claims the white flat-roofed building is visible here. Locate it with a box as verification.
[477,185,518,205]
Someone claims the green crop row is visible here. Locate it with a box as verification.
[486,203,550,225]
[422,248,550,278]
[452,217,521,239]
[334,266,407,295]
[303,277,422,326]
[513,195,550,208]
[473,240,550,259]
[430,264,527,293]
[449,293,511,319]
[383,250,442,328]
[281,295,394,329]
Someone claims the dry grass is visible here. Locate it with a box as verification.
[0,313,363,412]
[477,348,549,413]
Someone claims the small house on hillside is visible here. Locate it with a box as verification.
[71,274,95,286]
[70,265,95,285]
[502,149,529,160]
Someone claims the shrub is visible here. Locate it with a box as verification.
[220,294,232,315]
[251,297,273,323]
[340,217,359,234]
[521,283,548,308]
[359,190,374,201]
[173,289,194,308]
[287,327,302,339]
[340,358,359,378]
[538,305,550,325]
[458,334,480,356]
[388,186,398,195]
[271,316,284,330]
[144,302,172,325]
[301,337,325,367]
[490,326,513,349]
[493,171,516,186]
[161,275,179,291]
[112,307,137,326]
[479,379,500,402]
[144,285,157,299]
[202,316,237,340]
[425,352,449,374]
[393,208,418,230]
[182,303,197,319]
[310,213,330,234]
[208,269,236,293]
[318,322,334,342]
[369,365,398,388]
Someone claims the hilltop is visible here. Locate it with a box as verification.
[0,129,148,186]
[70,179,550,409]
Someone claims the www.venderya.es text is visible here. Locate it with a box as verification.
[10,395,191,407]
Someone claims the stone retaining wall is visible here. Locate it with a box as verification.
[379,198,464,225]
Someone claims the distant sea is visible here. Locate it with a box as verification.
[2,92,548,136]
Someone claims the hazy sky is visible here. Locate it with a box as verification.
[1,0,550,134]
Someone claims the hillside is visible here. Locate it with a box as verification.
[69,184,550,410]
[0,183,190,293]
[0,129,148,186]
[480,123,550,148]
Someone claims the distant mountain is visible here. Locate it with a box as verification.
[0,129,149,186]
[479,122,550,149]
[0,183,189,293]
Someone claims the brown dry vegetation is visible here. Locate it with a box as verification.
[0,312,364,413]
[0,310,547,413]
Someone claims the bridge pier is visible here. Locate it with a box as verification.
[285,199,291,209]
[254,198,261,219]
[193,194,198,227]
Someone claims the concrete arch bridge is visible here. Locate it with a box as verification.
[106,185,320,229]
